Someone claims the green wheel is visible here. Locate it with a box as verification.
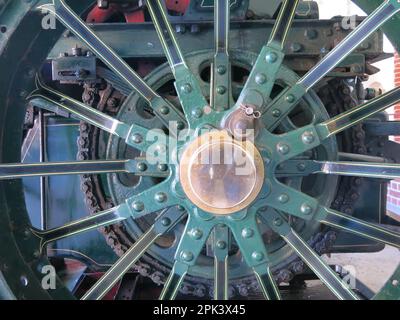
[0,0,399,300]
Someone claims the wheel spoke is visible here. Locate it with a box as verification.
[31,203,131,250]
[39,0,185,129]
[253,265,281,300]
[276,160,400,180]
[316,87,400,139]
[146,0,209,127]
[260,211,359,300]
[211,0,232,111]
[0,159,169,180]
[226,213,281,300]
[317,207,400,249]
[28,76,165,154]
[262,1,400,130]
[235,0,299,111]
[269,0,300,48]
[146,0,185,72]
[160,212,214,300]
[159,262,188,300]
[212,225,229,300]
[82,209,185,300]
[299,0,400,90]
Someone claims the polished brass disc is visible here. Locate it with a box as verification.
[179,130,264,215]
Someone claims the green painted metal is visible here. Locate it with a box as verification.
[0,0,399,301]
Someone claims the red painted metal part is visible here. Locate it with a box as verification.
[165,0,191,14]
[86,6,118,23]
[124,10,145,23]
[86,1,191,23]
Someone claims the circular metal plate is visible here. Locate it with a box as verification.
[179,130,264,215]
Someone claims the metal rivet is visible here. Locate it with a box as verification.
[192,108,203,118]
[302,131,315,144]
[181,251,194,262]
[216,240,227,249]
[23,229,31,238]
[301,203,313,215]
[297,163,306,171]
[155,192,167,203]
[217,65,226,75]
[255,73,267,85]
[159,106,170,115]
[272,109,281,117]
[278,194,289,204]
[190,228,203,240]
[290,42,302,52]
[241,228,254,238]
[181,83,192,93]
[305,29,318,40]
[158,164,168,172]
[392,279,399,287]
[20,276,29,287]
[285,94,295,103]
[132,134,143,144]
[137,162,147,172]
[277,143,290,155]
[252,251,264,261]
[273,218,283,226]
[161,217,171,226]
[177,121,185,130]
[217,86,226,95]
[266,52,278,63]
[132,201,144,212]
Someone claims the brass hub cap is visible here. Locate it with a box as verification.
[179,131,264,215]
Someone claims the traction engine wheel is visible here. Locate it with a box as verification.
[0,0,399,300]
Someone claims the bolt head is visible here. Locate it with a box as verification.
[190,228,203,240]
[277,143,290,155]
[176,121,185,130]
[266,52,278,63]
[273,218,283,226]
[181,251,194,262]
[132,134,143,144]
[300,203,313,215]
[155,192,167,203]
[216,240,227,249]
[158,164,168,172]
[159,106,170,115]
[252,251,264,261]
[132,201,144,212]
[137,162,147,172]
[161,217,171,226]
[192,108,203,119]
[297,163,306,171]
[302,131,315,144]
[285,94,295,103]
[217,86,227,95]
[181,83,192,93]
[20,276,29,287]
[255,73,267,85]
[272,109,281,117]
[278,194,289,204]
[217,65,227,75]
[241,228,254,238]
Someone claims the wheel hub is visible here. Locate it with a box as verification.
[179,130,264,215]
